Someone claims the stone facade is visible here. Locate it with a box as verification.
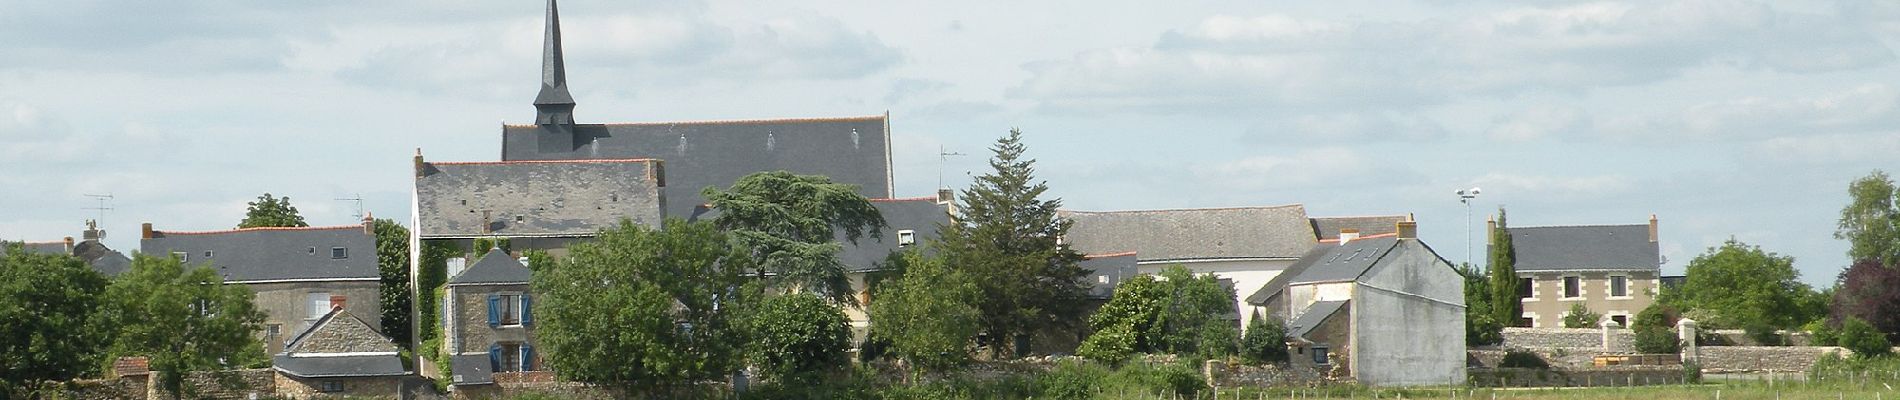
[287,309,400,354]
[1496,327,1636,353]
[62,376,147,400]
[153,369,278,400]
[251,280,382,352]
[273,375,403,398]
[1518,270,1657,329]
[448,283,539,356]
[1698,346,1846,373]
[1290,304,1351,377]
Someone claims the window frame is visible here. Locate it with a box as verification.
[319,380,344,393]
[1608,275,1630,299]
[1518,277,1535,300]
[1311,346,1330,365]
[499,293,522,326]
[306,292,333,321]
[331,247,348,259]
[499,343,522,373]
[1561,276,1582,300]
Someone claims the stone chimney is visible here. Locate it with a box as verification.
[413,148,426,178]
[362,212,376,236]
[82,220,103,241]
[1338,228,1361,244]
[1485,216,1496,245]
[62,237,74,253]
[1396,221,1418,240]
[141,222,154,239]
[937,188,958,216]
[1648,214,1659,243]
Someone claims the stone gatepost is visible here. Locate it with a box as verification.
[1678,318,1699,362]
[1600,318,1622,352]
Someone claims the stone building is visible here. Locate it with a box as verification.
[411,156,667,259]
[140,219,382,352]
[1497,216,1662,328]
[442,248,540,391]
[3,220,132,275]
[272,308,407,398]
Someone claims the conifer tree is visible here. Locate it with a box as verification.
[1489,207,1521,327]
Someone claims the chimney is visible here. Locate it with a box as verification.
[482,210,493,235]
[413,148,425,178]
[141,222,154,239]
[1649,214,1659,243]
[1484,217,1496,245]
[936,188,958,216]
[1396,221,1418,240]
[82,220,103,241]
[1338,228,1361,244]
[62,237,74,253]
[329,295,347,311]
[362,212,375,236]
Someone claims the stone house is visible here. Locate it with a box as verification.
[272,308,407,398]
[1247,222,1465,387]
[139,219,382,352]
[4,220,132,275]
[1496,216,1662,328]
[442,248,540,391]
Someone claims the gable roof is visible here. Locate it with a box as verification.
[1288,300,1348,342]
[1505,224,1660,272]
[500,115,893,218]
[415,158,666,238]
[1059,205,1317,262]
[1310,215,1408,240]
[273,308,405,378]
[450,248,532,286]
[139,225,378,283]
[1285,236,1402,285]
[838,198,949,271]
[73,240,131,276]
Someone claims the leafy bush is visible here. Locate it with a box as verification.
[1077,325,1136,365]
[1632,304,1681,354]
[1499,351,1549,369]
[1036,360,1109,400]
[1806,319,1839,346]
[744,293,852,383]
[1682,360,1703,384]
[1195,319,1239,360]
[1743,323,1786,346]
[1239,313,1288,365]
[1562,303,1602,328]
[1838,317,1893,359]
[1096,360,1204,399]
[1466,313,1504,346]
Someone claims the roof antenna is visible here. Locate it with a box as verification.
[334,193,364,221]
[82,193,114,225]
[937,145,966,190]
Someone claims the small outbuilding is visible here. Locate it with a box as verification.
[272,308,408,398]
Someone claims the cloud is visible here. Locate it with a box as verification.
[1010,1,1895,113]
[1248,111,1445,142]
[1748,131,1900,164]
[1487,104,1591,142]
[1603,84,1900,141]
[1469,172,1634,201]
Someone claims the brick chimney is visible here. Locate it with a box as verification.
[937,188,958,216]
[62,236,74,253]
[1338,228,1361,244]
[362,212,376,236]
[141,222,154,239]
[329,295,347,311]
[1649,214,1659,243]
[1397,220,1418,240]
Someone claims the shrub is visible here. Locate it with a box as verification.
[1838,317,1893,359]
[1499,350,1549,369]
[1466,313,1504,346]
[1098,361,1204,399]
[1632,304,1681,354]
[1806,319,1840,346]
[1239,313,1289,365]
[1562,303,1602,328]
[743,293,852,383]
[1743,323,1786,346]
[1077,324,1136,365]
[1682,360,1703,384]
[1036,360,1108,400]
[1195,319,1240,360]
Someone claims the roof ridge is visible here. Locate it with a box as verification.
[156,225,363,236]
[1512,223,1648,229]
[1316,232,1399,243]
[869,196,937,203]
[503,114,884,129]
[1061,204,1305,214]
[1084,251,1138,259]
[1311,214,1409,220]
[428,158,657,166]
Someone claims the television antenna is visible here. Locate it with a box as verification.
[335,194,364,221]
[82,194,114,223]
[937,145,966,190]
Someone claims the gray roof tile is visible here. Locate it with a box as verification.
[837,198,948,271]
[1059,205,1317,262]
[274,308,405,378]
[273,355,406,378]
[140,225,378,283]
[1285,237,1401,285]
[415,159,666,238]
[1504,224,1660,272]
[451,354,496,385]
[500,116,892,218]
[449,248,532,285]
[1288,300,1348,341]
[1310,215,1408,240]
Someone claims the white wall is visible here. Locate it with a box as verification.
[1139,259,1295,330]
[1350,240,1466,386]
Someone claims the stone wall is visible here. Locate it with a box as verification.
[1698,346,1845,373]
[153,368,277,400]
[1204,361,1331,387]
[450,284,538,354]
[1468,367,1688,387]
[62,377,147,400]
[275,374,403,398]
[1497,327,1634,352]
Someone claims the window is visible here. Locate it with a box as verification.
[331,247,348,259]
[499,343,521,372]
[1610,315,1629,327]
[307,246,317,255]
[1610,276,1629,297]
[306,292,332,320]
[203,250,213,259]
[1097,275,1110,284]
[267,324,282,350]
[1562,276,1581,298]
[897,229,916,246]
[172,252,188,262]
[319,381,343,393]
[1519,278,1534,299]
[1311,346,1330,365]
[515,215,525,223]
[499,294,521,325]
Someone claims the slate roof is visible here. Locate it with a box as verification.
[1310,215,1408,240]
[1079,252,1139,299]
[273,355,407,378]
[74,240,132,276]
[273,308,406,378]
[140,225,378,283]
[415,159,666,238]
[1288,300,1348,341]
[450,248,532,286]
[451,354,497,385]
[1244,244,1338,305]
[1504,224,1660,272]
[10,241,69,255]
[500,116,893,218]
[1059,205,1317,262]
[1285,236,1402,285]
[837,198,949,272]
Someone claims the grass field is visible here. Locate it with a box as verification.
[1188,381,1900,400]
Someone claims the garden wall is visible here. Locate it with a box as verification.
[1697,346,1844,373]
[1468,367,1686,387]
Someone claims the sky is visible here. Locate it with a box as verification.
[3,0,1897,287]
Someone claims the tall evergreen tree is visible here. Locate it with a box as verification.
[237,193,307,229]
[702,171,886,305]
[370,219,411,348]
[936,128,1089,357]
[1488,207,1521,327]
[1836,170,1900,266]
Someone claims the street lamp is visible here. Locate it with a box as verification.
[1457,187,1482,267]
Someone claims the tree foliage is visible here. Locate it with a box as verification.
[936,128,1090,357]
[1563,303,1603,329]
[1631,303,1681,354]
[102,254,267,399]
[0,247,112,395]
[1838,317,1894,359]
[1081,266,1239,358]
[1239,311,1289,365]
[743,293,851,384]
[1459,263,1503,345]
[532,220,750,388]
[370,219,412,348]
[1831,258,1900,341]
[1836,170,1900,266]
[1663,239,1820,329]
[1488,208,1521,327]
[869,251,981,375]
[236,193,308,229]
[704,171,886,306]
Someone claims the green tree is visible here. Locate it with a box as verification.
[1488,208,1521,327]
[1563,303,1603,328]
[1081,266,1238,357]
[937,128,1090,357]
[371,219,412,348]
[1459,263,1503,345]
[703,171,885,305]
[1836,170,1900,266]
[101,254,267,399]
[0,246,112,396]
[1631,303,1681,354]
[742,293,851,384]
[1838,317,1894,359]
[869,251,981,376]
[532,220,750,389]
[1665,239,1818,329]
[1239,311,1289,365]
[236,193,308,228]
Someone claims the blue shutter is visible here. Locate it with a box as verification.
[488,343,501,372]
[487,294,501,327]
[521,345,535,371]
[520,295,533,327]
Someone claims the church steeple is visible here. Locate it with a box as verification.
[533,0,577,126]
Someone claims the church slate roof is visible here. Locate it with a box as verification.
[499,116,893,219]
[140,225,378,284]
[450,248,533,286]
[414,159,666,238]
[1310,215,1408,240]
[1504,224,1660,272]
[1059,205,1317,262]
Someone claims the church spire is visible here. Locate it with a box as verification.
[533,0,576,125]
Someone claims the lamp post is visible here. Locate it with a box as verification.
[1457,187,1482,267]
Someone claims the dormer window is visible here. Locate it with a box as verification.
[331,247,348,259]
[204,250,214,259]
[172,252,188,262]
[515,215,525,223]
[897,230,916,246]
